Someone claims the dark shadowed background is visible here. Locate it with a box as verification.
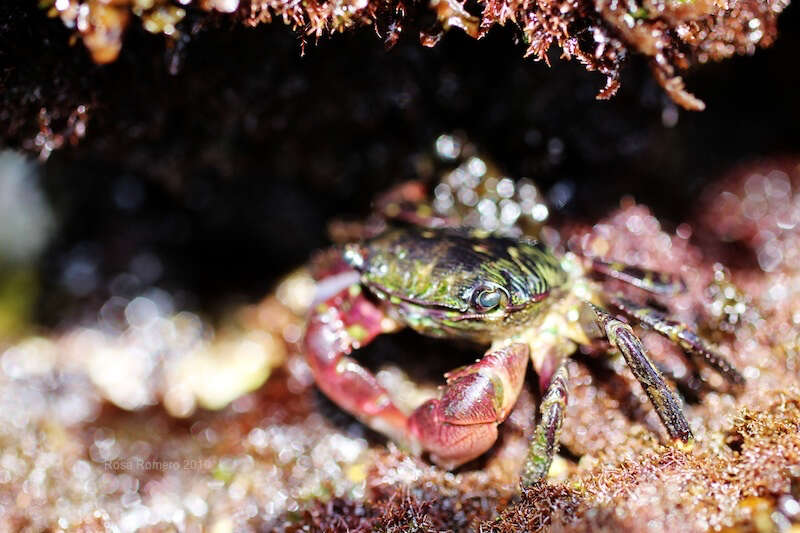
[1,0,797,325]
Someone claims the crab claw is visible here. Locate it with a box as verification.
[407,343,529,469]
[304,280,409,443]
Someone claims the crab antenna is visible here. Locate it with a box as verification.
[589,303,693,444]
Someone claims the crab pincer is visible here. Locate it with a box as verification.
[305,281,410,443]
[407,343,529,469]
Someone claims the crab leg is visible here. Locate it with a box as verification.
[373,181,455,228]
[589,303,693,444]
[521,358,569,485]
[590,258,686,296]
[304,284,410,444]
[407,343,530,470]
[607,295,745,385]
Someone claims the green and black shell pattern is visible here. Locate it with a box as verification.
[344,227,568,341]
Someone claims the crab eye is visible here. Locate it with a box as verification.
[471,287,506,312]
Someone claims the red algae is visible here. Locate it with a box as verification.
[30,0,791,112]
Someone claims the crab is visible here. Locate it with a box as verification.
[304,195,744,486]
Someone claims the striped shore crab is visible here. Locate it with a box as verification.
[304,152,745,484]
